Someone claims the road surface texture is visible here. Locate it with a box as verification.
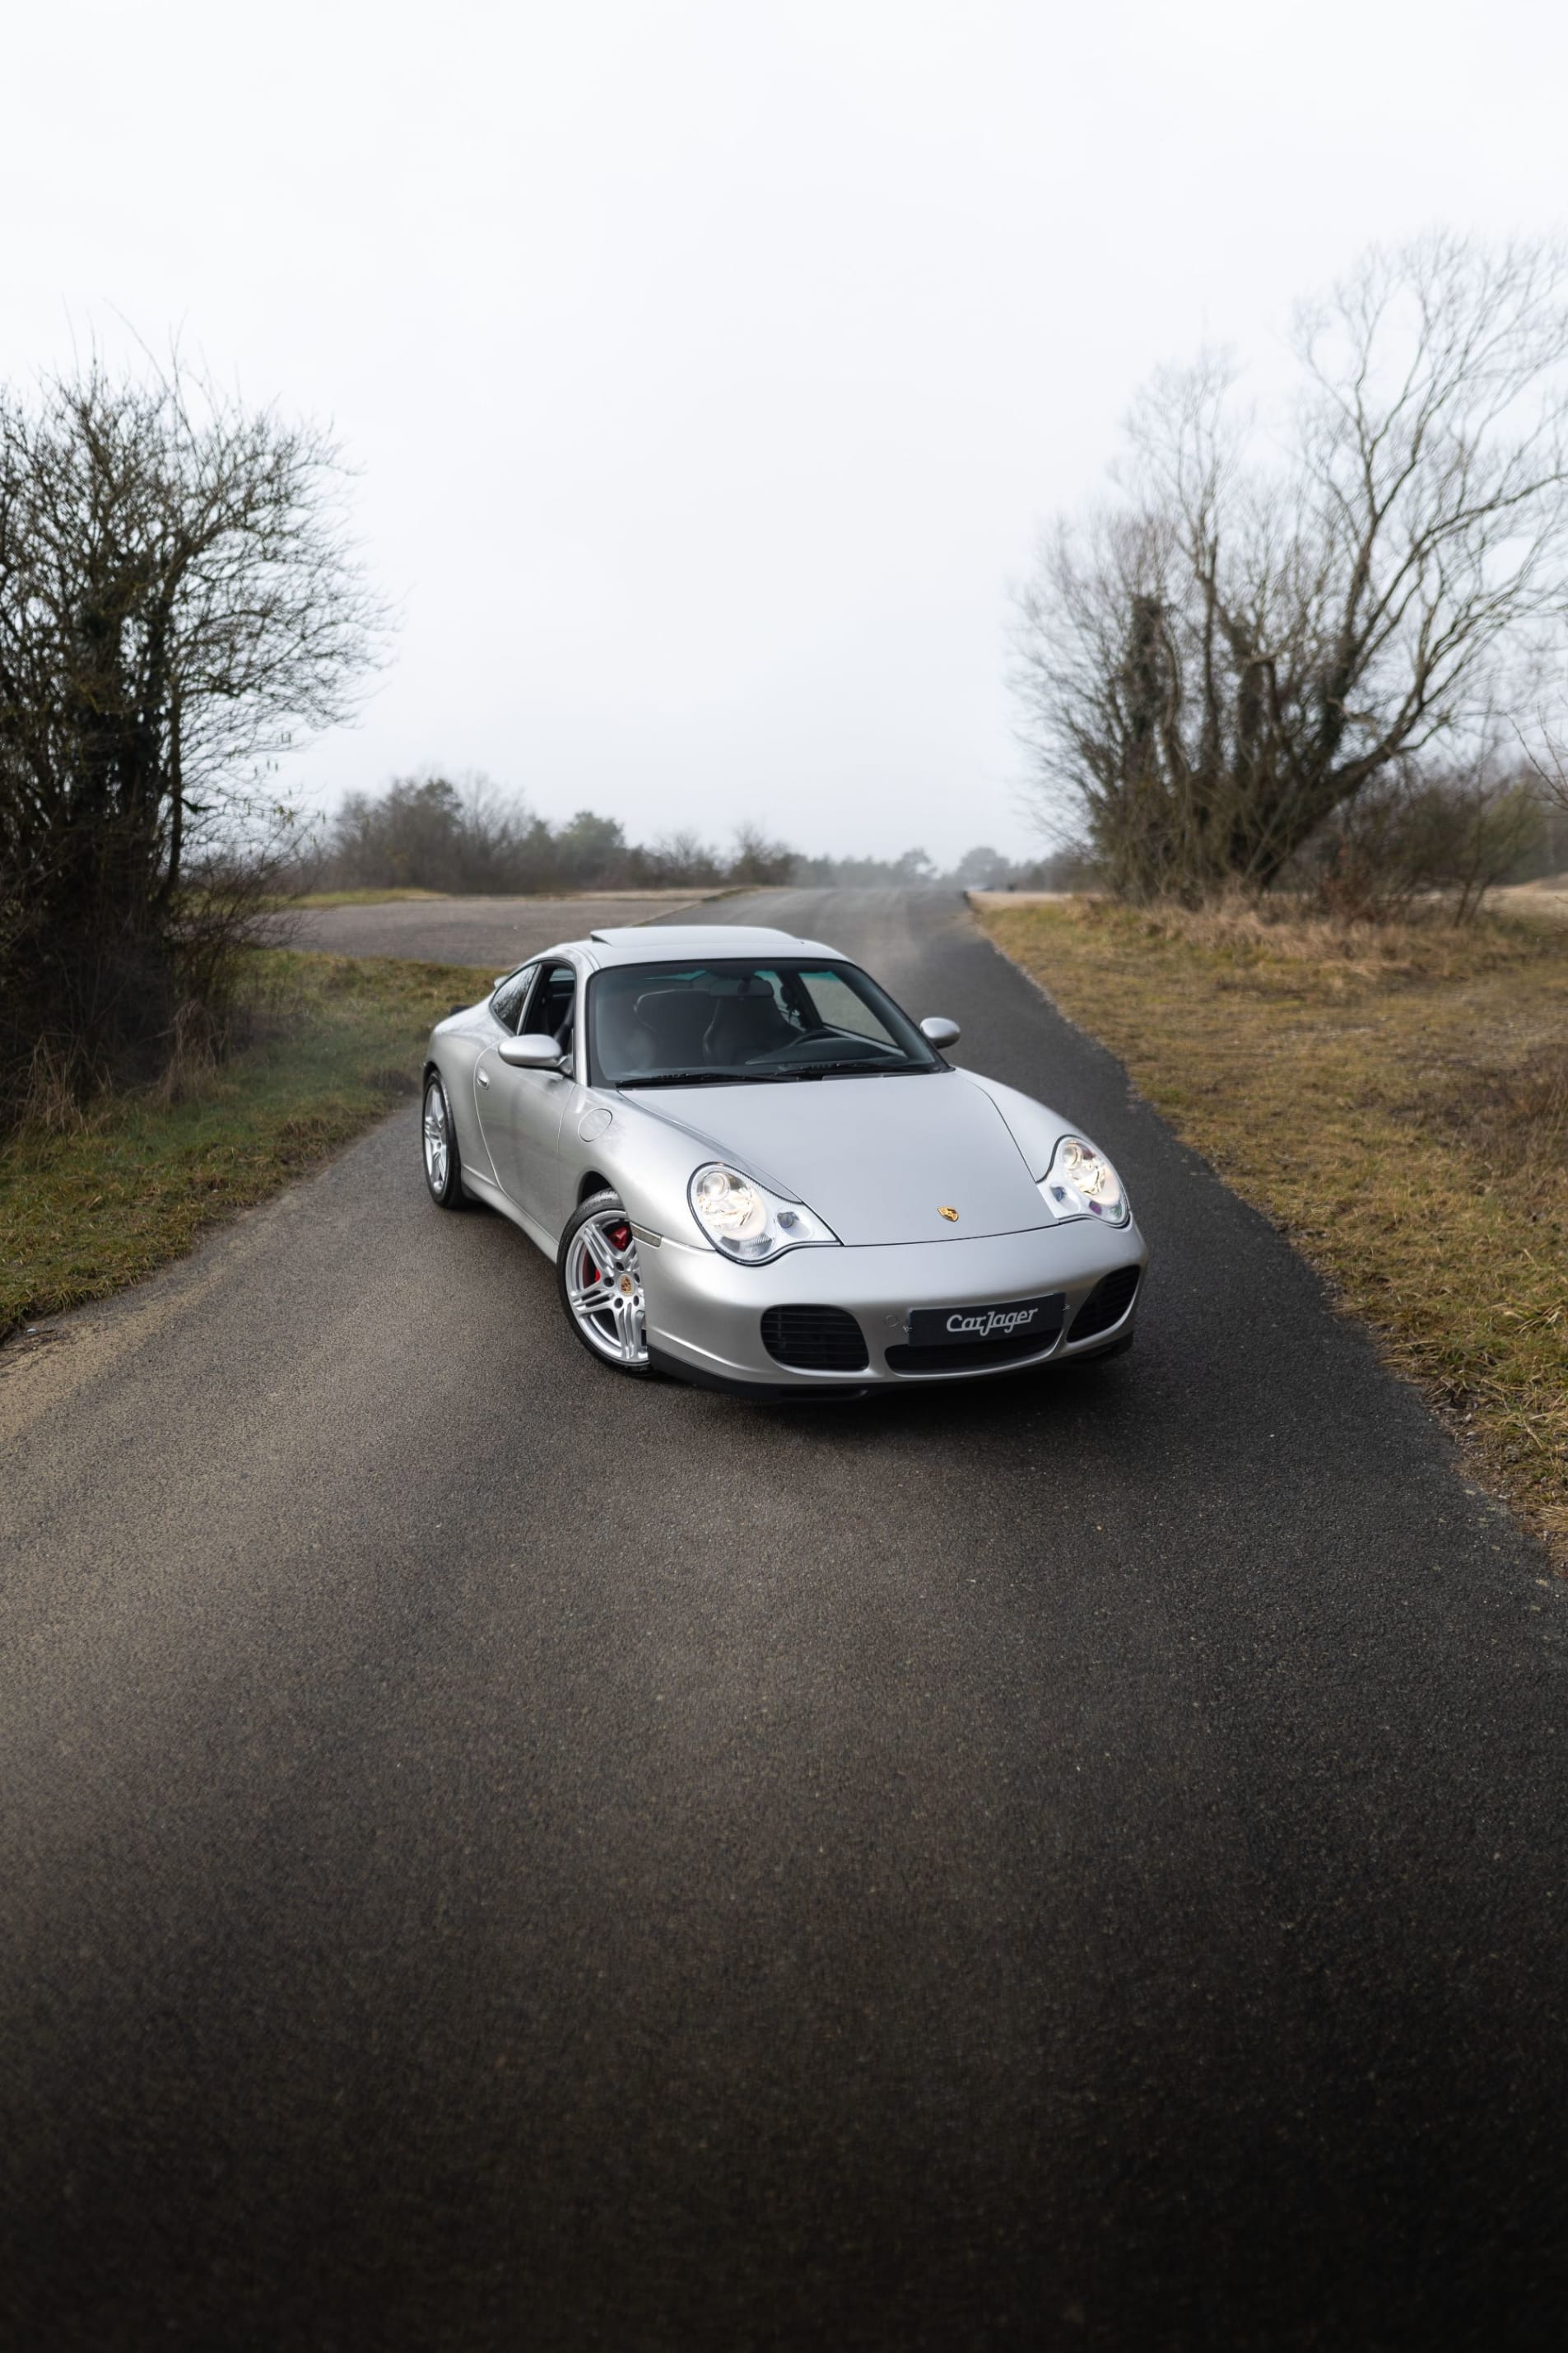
[284,891,719,967]
[3,888,1566,2351]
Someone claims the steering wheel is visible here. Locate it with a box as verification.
[761,1027,893,1065]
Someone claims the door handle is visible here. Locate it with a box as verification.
[477,1070,491,1088]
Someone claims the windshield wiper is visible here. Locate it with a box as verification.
[616,1070,746,1088]
[617,1060,934,1088]
[747,1059,929,1080]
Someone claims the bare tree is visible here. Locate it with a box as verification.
[725,823,797,887]
[635,829,724,888]
[329,772,543,894]
[1522,718,1568,874]
[1014,235,1568,900]
[0,355,383,1117]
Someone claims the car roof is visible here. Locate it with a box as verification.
[574,924,847,967]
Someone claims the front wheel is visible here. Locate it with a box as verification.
[557,1190,655,1375]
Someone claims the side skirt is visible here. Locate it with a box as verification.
[458,1168,558,1259]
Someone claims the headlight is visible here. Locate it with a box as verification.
[687,1163,839,1263]
[1040,1135,1129,1226]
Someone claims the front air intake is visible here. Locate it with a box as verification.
[886,1328,1056,1374]
[761,1305,869,1372]
[1069,1264,1141,1342]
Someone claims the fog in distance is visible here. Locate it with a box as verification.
[4,0,1566,863]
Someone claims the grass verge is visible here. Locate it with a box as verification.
[978,897,1568,1566]
[270,887,455,909]
[0,950,491,1340]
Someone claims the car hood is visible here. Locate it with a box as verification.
[635,1070,1050,1246]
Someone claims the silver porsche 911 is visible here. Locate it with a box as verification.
[421,923,1147,1393]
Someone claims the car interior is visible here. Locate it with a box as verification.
[529,966,576,1053]
[589,963,914,1081]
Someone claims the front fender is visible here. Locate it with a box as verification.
[958,1069,1071,1181]
[426,1021,499,1187]
[556,1088,718,1250]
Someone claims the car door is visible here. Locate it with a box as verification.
[468,962,534,1186]
[474,960,575,1236]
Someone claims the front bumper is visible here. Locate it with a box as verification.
[641,1218,1148,1391]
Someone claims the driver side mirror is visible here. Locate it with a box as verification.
[920,1016,961,1048]
[498,1032,569,1073]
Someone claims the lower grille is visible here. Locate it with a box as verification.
[1069,1264,1141,1342]
[761,1304,869,1372]
[886,1329,1057,1375]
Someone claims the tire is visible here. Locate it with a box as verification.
[557,1189,656,1376]
[421,1069,468,1210]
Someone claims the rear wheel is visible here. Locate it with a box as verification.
[421,1071,468,1209]
[558,1190,654,1375]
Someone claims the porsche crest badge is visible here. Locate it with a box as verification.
[938,1205,960,1222]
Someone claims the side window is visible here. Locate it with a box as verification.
[491,965,537,1034]
[530,963,578,1052]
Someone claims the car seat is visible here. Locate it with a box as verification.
[703,981,798,1065]
[634,990,720,1066]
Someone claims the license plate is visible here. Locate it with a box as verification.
[907,1292,1065,1348]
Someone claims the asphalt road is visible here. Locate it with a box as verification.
[282,891,718,967]
[3,888,1566,2351]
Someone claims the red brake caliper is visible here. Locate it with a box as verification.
[607,1220,632,1254]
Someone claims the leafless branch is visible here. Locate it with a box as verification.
[1012,234,1568,900]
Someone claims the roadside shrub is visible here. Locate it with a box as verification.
[1297,766,1545,922]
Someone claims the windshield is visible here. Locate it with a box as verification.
[587,958,945,1087]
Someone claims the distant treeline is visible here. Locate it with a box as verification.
[314,774,1082,897]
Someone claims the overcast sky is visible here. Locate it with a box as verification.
[6,1,1567,863]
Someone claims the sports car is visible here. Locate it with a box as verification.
[421,922,1147,1392]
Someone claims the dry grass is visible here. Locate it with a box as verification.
[0,950,492,1340]
[272,886,454,908]
[979,897,1568,1566]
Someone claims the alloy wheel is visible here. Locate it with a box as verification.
[564,1211,647,1366]
[422,1079,450,1195]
